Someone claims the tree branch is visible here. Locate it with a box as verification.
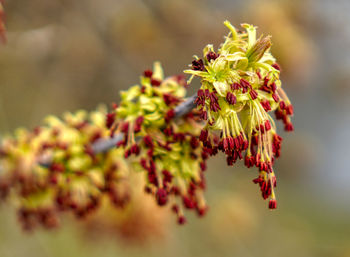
[91,94,197,154]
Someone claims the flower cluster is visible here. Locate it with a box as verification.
[0,21,295,232]
[0,108,131,230]
[107,62,208,224]
[185,21,294,209]
[0,62,209,229]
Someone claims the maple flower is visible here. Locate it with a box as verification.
[107,62,209,223]
[0,108,132,230]
[185,21,294,209]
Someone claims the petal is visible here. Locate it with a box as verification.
[213,81,228,97]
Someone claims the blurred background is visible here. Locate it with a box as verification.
[0,0,350,256]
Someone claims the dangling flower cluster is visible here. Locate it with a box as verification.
[185,21,294,209]
[107,62,208,224]
[0,108,132,230]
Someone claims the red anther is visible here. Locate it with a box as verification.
[237,150,243,160]
[263,162,268,172]
[252,177,263,184]
[134,116,144,132]
[232,150,238,162]
[174,132,185,142]
[171,186,180,195]
[130,144,140,155]
[124,149,131,158]
[267,162,272,173]
[263,76,270,87]
[260,100,271,112]
[218,140,224,151]
[195,97,204,107]
[197,206,208,217]
[148,173,158,187]
[244,155,250,167]
[200,110,208,120]
[190,136,199,149]
[250,156,256,166]
[199,130,208,142]
[163,93,180,106]
[238,134,244,144]
[229,137,235,149]
[231,82,241,90]
[205,89,210,98]
[279,101,286,110]
[269,199,277,209]
[242,140,249,150]
[50,163,65,172]
[206,51,218,62]
[265,120,271,131]
[273,133,283,143]
[165,109,175,123]
[209,92,218,102]
[143,135,154,148]
[140,86,146,93]
[140,158,148,169]
[197,89,204,98]
[183,196,195,209]
[271,82,277,92]
[255,153,261,164]
[272,177,277,187]
[260,85,271,93]
[285,105,294,115]
[172,204,179,214]
[121,122,129,133]
[164,127,173,136]
[249,156,255,167]
[178,216,187,225]
[200,162,207,171]
[272,63,281,71]
[256,70,262,79]
[192,59,205,71]
[143,69,153,78]
[249,89,258,100]
[116,140,125,147]
[261,181,267,192]
[106,113,115,129]
[209,92,221,112]
[210,101,221,112]
[188,182,196,195]
[149,160,156,172]
[272,93,280,102]
[223,138,229,151]
[190,153,198,160]
[240,78,251,89]
[260,124,265,133]
[156,188,168,206]
[285,122,294,131]
[147,149,153,159]
[275,109,284,120]
[234,137,240,149]
[201,151,209,160]
[282,115,288,124]
[226,92,237,105]
[151,78,161,87]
